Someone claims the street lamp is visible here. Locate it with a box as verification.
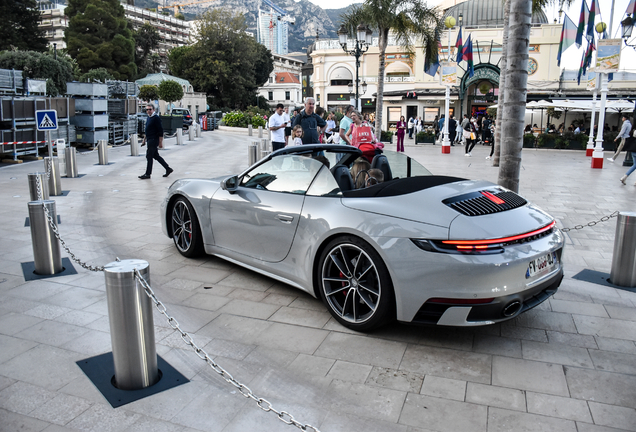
[621,15,635,47]
[440,15,456,154]
[338,24,372,111]
[592,22,608,169]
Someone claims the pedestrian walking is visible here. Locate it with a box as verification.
[608,115,632,163]
[339,105,355,145]
[283,106,292,146]
[268,103,288,151]
[139,103,172,179]
[408,116,415,139]
[396,115,406,152]
[291,97,327,144]
[619,127,636,184]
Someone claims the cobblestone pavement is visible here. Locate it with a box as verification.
[0,131,634,432]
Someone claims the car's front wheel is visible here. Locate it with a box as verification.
[170,197,204,257]
[318,236,394,331]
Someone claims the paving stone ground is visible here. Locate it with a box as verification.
[0,131,635,432]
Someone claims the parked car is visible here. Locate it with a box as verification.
[171,108,193,130]
[160,145,564,331]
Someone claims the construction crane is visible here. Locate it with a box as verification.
[158,0,217,16]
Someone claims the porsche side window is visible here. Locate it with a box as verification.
[240,155,323,194]
[306,164,342,197]
[384,151,432,178]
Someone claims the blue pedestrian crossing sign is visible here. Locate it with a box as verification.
[36,110,58,131]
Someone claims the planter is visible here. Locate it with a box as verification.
[160,116,183,135]
[417,137,435,144]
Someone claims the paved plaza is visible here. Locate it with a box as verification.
[0,131,635,432]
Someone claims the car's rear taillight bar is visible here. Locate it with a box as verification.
[412,221,557,254]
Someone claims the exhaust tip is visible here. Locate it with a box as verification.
[502,301,522,317]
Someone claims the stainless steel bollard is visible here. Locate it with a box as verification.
[261,150,271,159]
[57,139,67,177]
[188,125,194,140]
[248,141,259,166]
[28,173,49,201]
[98,139,108,165]
[195,123,200,138]
[258,126,263,138]
[28,200,63,275]
[248,125,253,136]
[261,138,270,155]
[130,133,139,157]
[104,259,159,390]
[176,128,183,145]
[610,212,636,287]
[44,157,62,196]
[65,147,78,178]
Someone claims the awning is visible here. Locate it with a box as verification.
[330,67,353,81]
[385,61,412,75]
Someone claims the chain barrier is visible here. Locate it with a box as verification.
[133,268,321,432]
[560,211,619,232]
[76,146,99,156]
[164,131,178,138]
[35,175,105,272]
[30,181,316,429]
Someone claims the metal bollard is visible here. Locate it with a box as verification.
[248,141,259,166]
[258,126,263,138]
[56,139,67,177]
[248,125,253,136]
[44,157,63,196]
[65,147,78,178]
[188,125,194,141]
[104,259,159,390]
[195,123,200,138]
[610,212,636,287]
[260,138,269,155]
[130,133,139,157]
[176,128,183,145]
[261,150,271,159]
[98,139,108,165]
[28,200,63,275]
[28,173,49,201]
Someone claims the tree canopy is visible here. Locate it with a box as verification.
[133,23,161,78]
[168,9,273,110]
[138,84,159,102]
[157,80,184,114]
[1,0,48,52]
[0,50,75,96]
[65,0,136,80]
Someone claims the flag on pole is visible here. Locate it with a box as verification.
[577,42,595,85]
[575,0,590,48]
[557,14,578,66]
[455,27,463,62]
[461,35,474,78]
[627,0,636,15]
[424,42,440,77]
[587,0,599,42]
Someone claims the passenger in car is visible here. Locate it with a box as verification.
[366,168,384,187]
[350,158,371,189]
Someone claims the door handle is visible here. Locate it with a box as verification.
[277,214,294,223]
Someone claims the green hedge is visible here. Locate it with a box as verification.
[380,130,393,142]
[222,110,267,128]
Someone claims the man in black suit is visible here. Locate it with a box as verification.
[139,103,173,179]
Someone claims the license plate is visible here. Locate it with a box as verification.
[526,252,557,279]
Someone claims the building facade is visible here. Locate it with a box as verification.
[309,0,636,132]
[257,54,304,110]
[37,1,68,49]
[256,0,291,55]
[121,2,192,73]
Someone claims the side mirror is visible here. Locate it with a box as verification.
[221,175,239,193]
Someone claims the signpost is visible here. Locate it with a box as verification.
[36,110,58,157]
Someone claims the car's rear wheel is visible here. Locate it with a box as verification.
[318,236,394,331]
[171,197,204,257]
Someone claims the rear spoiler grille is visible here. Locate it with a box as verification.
[443,189,527,216]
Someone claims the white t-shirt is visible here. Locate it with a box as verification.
[269,112,286,142]
[282,111,291,124]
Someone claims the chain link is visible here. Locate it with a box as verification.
[560,211,619,232]
[133,269,321,432]
[36,175,105,272]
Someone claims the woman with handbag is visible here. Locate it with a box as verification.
[396,115,406,152]
[346,110,384,162]
[464,116,478,157]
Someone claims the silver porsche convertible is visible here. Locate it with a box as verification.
[160,144,564,331]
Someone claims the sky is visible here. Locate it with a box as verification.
[304,0,636,71]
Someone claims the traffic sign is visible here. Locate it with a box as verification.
[36,110,58,131]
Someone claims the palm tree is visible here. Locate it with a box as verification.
[340,0,441,138]
[494,0,574,169]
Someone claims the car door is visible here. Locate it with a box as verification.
[210,154,324,262]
